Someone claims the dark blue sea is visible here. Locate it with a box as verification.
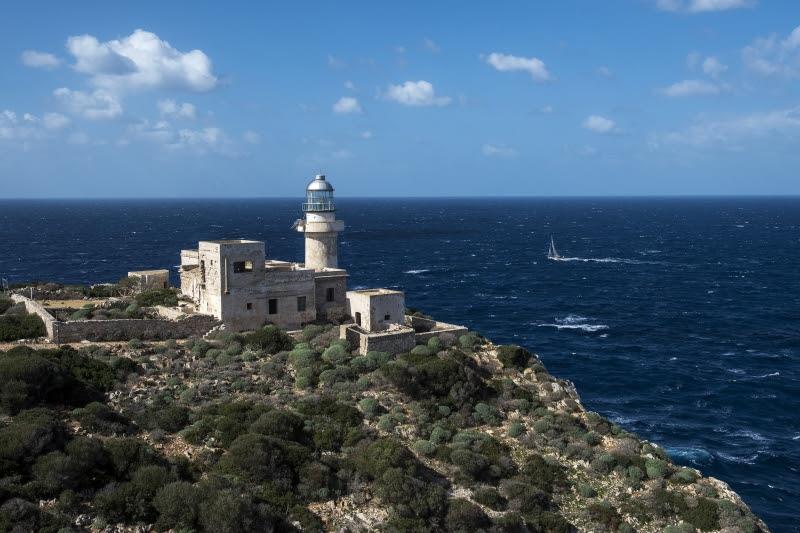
[1,197,798,531]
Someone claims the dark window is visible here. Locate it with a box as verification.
[355,312,361,326]
[233,260,253,273]
[297,296,306,312]
[268,299,278,314]
[246,302,253,310]
[326,287,335,302]
[384,314,391,321]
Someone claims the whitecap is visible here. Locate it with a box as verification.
[537,315,609,333]
[404,269,430,275]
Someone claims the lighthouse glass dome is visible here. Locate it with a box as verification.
[303,174,335,212]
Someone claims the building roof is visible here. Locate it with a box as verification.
[349,288,403,296]
[306,174,334,192]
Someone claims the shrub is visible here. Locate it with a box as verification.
[645,457,668,479]
[0,297,12,314]
[413,439,436,457]
[626,465,645,483]
[508,422,525,438]
[445,499,491,531]
[358,397,380,419]
[322,344,349,365]
[216,433,309,488]
[664,523,695,533]
[671,467,699,484]
[153,481,202,530]
[473,486,507,511]
[135,288,179,307]
[410,345,433,357]
[32,451,84,494]
[127,338,144,349]
[199,490,276,533]
[244,325,294,354]
[0,408,66,472]
[73,402,132,435]
[497,345,530,370]
[577,483,597,498]
[588,501,623,531]
[138,403,190,433]
[427,336,442,352]
[250,410,306,443]
[591,453,617,475]
[0,313,46,341]
[459,333,479,350]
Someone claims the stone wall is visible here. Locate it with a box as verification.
[405,314,468,342]
[341,324,416,355]
[11,294,57,338]
[11,294,218,343]
[51,314,220,343]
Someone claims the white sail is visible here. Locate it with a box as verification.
[547,236,560,260]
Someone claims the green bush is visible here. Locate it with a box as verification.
[645,457,668,479]
[413,439,436,457]
[427,336,442,352]
[153,481,202,530]
[497,345,531,370]
[445,498,491,531]
[135,288,179,307]
[199,490,276,533]
[508,421,526,438]
[410,345,433,357]
[73,402,132,435]
[473,486,507,511]
[0,408,66,473]
[32,451,84,494]
[577,482,597,498]
[0,313,46,341]
[671,467,699,484]
[358,397,380,419]
[243,325,294,354]
[0,297,12,314]
[216,433,309,487]
[588,501,623,531]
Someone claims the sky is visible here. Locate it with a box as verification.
[1,0,800,198]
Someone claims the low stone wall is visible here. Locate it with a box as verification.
[341,325,416,355]
[11,294,57,339]
[405,315,468,342]
[52,314,220,343]
[11,295,219,343]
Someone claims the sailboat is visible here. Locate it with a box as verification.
[547,235,561,261]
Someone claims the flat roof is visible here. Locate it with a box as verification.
[349,288,403,296]
[128,269,169,275]
[200,239,263,245]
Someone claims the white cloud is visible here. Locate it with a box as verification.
[660,79,722,97]
[539,105,554,114]
[385,80,451,107]
[54,87,122,119]
[360,130,373,140]
[65,29,218,92]
[702,56,728,78]
[125,119,236,155]
[331,149,352,160]
[482,144,517,157]
[333,96,362,114]
[344,80,356,90]
[653,107,800,148]
[582,115,616,134]
[20,50,61,69]
[596,66,614,79]
[0,110,40,141]
[484,52,552,82]
[327,54,346,69]
[423,38,440,53]
[68,131,90,145]
[157,99,196,119]
[242,130,261,144]
[743,25,800,79]
[43,113,70,130]
[656,0,755,13]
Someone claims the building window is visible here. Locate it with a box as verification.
[384,314,391,321]
[246,302,253,310]
[233,260,253,273]
[268,299,278,314]
[326,287,335,302]
[297,296,306,312]
[355,312,361,326]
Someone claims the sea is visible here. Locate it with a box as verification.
[1,197,798,531]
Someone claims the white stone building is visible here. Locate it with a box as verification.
[179,175,348,331]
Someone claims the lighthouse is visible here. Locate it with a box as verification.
[297,174,345,270]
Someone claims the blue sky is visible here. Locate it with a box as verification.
[1,0,799,197]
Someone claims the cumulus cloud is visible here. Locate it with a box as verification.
[653,107,800,148]
[0,110,40,141]
[660,79,722,97]
[20,50,61,69]
[333,96,362,114]
[582,115,616,134]
[65,29,218,92]
[126,119,236,155]
[43,113,70,130]
[656,0,755,12]
[482,144,517,157]
[484,52,552,82]
[54,87,122,119]
[702,56,728,78]
[158,99,196,119]
[743,25,800,79]
[385,80,451,107]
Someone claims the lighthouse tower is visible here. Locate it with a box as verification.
[297,174,345,270]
